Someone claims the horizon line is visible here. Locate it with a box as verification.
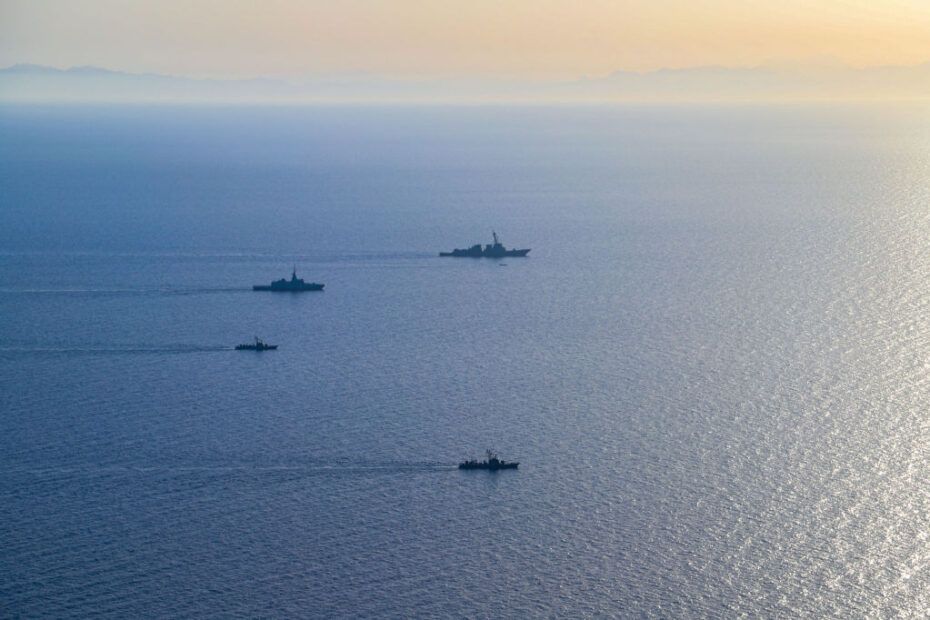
[5,57,930,83]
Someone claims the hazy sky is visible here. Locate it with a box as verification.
[3,0,930,79]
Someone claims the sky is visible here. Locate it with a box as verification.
[2,0,930,79]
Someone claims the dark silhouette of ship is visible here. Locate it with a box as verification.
[253,267,324,291]
[458,449,519,470]
[235,337,278,351]
[440,232,530,258]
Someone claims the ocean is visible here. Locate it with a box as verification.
[2,102,930,617]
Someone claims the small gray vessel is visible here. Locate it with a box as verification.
[235,337,278,351]
[459,449,519,470]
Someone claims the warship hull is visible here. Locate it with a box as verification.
[253,267,324,291]
[440,232,530,258]
[458,461,519,470]
[440,248,530,258]
[252,283,324,291]
[459,450,519,470]
[235,338,278,351]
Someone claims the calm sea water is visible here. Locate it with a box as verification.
[2,103,930,617]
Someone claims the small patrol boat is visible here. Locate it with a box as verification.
[235,337,278,351]
[458,449,519,470]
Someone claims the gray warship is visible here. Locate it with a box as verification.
[440,232,530,258]
[458,449,519,470]
[235,337,278,351]
[253,267,324,292]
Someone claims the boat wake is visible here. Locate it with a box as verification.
[301,459,457,473]
[0,287,248,297]
[0,345,232,355]
[7,461,459,481]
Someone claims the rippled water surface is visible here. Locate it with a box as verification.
[2,103,930,617]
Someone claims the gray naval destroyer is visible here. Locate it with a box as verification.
[440,232,530,258]
[253,267,324,292]
[459,449,519,470]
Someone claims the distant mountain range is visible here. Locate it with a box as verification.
[2,60,929,103]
